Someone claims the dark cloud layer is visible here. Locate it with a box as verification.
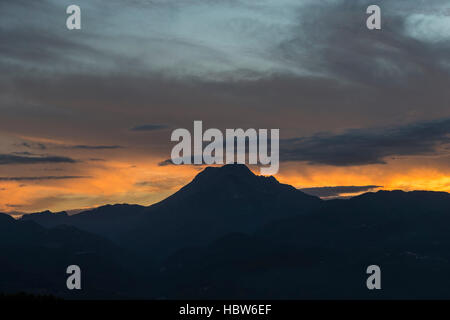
[158,157,205,167]
[18,142,46,150]
[68,145,123,150]
[158,159,174,167]
[0,176,89,181]
[12,151,37,156]
[130,124,169,131]
[281,118,450,166]
[300,185,382,198]
[5,204,22,208]
[0,154,76,165]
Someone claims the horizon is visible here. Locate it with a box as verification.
[4,163,450,217]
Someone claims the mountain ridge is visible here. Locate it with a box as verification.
[16,167,450,221]
[3,164,450,298]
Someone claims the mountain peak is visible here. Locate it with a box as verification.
[196,163,255,180]
[156,164,314,207]
[173,164,255,195]
[22,210,68,219]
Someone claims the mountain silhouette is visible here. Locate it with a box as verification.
[124,164,321,258]
[22,164,321,260]
[21,210,68,226]
[0,213,146,298]
[156,189,450,299]
[3,164,450,299]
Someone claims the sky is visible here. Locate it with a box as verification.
[1,0,450,213]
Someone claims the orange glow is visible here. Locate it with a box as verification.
[1,155,449,213]
[0,158,197,213]
[276,160,450,193]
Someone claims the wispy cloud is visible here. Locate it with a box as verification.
[299,185,382,198]
[0,176,90,181]
[5,204,23,208]
[68,145,123,150]
[135,177,186,190]
[158,159,174,167]
[158,156,205,167]
[130,124,169,131]
[15,142,47,150]
[0,154,77,165]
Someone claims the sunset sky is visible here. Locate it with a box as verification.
[1,0,450,214]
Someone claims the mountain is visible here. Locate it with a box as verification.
[0,213,146,299]
[123,164,321,258]
[8,165,450,298]
[21,210,68,226]
[155,190,450,299]
[21,205,146,235]
[22,164,322,260]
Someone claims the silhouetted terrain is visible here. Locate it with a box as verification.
[2,164,450,299]
[156,190,450,299]
[0,213,147,299]
[22,165,320,260]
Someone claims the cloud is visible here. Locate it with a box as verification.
[158,118,450,167]
[12,151,37,156]
[5,204,23,208]
[135,177,186,190]
[1,0,450,86]
[16,142,46,150]
[158,156,205,167]
[405,11,450,43]
[0,154,77,165]
[68,145,123,150]
[130,124,169,131]
[299,185,382,198]
[0,176,90,181]
[281,118,450,166]
[158,159,174,166]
